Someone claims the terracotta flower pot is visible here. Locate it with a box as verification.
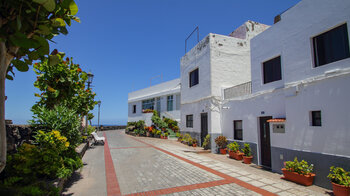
[219,148,227,155]
[229,151,235,159]
[235,152,244,160]
[332,182,350,196]
[243,156,253,164]
[193,143,197,147]
[281,168,315,186]
[160,136,164,139]
[164,136,167,139]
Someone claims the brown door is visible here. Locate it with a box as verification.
[259,116,272,168]
[201,113,208,146]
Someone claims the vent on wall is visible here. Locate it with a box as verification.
[274,15,281,24]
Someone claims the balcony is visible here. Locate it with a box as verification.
[224,82,252,99]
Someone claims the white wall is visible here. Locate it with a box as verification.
[251,0,350,93]
[282,75,350,157]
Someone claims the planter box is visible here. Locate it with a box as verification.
[219,148,227,155]
[281,168,315,186]
[332,182,350,196]
[243,156,253,164]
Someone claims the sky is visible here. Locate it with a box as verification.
[5,0,301,125]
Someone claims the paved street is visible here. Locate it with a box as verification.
[62,130,329,196]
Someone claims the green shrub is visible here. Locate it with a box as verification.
[328,166,350,186]
[242,143,251,157]
[202,134,210,150]
[214,135,227,149]
[285,157,314,175]
[227,142,239,152]
[87,125,96,135]
[164,132,168,137]
[29,105,82,148]
[156,130,161,136]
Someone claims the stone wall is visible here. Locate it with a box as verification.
[6,124,34,154]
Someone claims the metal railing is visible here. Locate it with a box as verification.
[224,82,252,100]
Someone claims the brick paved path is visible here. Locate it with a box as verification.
[62,130,328,196]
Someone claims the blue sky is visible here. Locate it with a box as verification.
[5,0,301,125]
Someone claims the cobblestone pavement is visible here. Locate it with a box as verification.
[64,130,330,196]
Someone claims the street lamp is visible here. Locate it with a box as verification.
[97,101,101,132]
[85,72,94,134]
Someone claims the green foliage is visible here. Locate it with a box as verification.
[214,135,227,149]
[164,132,168,137]
[285,157,314,175]
[227,142,239,152]
[176,132,181,138]
[202,134,210,150]
[134,129,140,135]
[29,105,81,148]
[188,138,193,146]
[135,120,145,130]
[86,125,95,135]
[33,53,96,116]
[163,117,178,130]
[328,166,350,187]
[192,139,197,144]
[242,143,251,157]
[1,0,80,79]
[151,112,168,130]
[183,134,192,142]
[156,130,161,136]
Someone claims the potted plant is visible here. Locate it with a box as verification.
[215,136,227,154]
[227,143,235,158]
[160,133,164,139]
[134,129,140,137]
[327,166,350,196]
[227,142,240,159]
[192,139,197,147]
[202,134,210,150]
[188,138,193,146]
[156,130,161,138]
[282,157,315,186]
[242,143,253,164]
[164,132,168,139]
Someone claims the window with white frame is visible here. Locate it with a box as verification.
[167,95,173,111]
[142,99,155,110]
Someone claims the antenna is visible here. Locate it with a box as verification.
[150,74,163,86]
[185,26,199,54]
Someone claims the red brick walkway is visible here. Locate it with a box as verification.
[104,133,277,196]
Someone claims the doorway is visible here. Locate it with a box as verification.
[200,113,208,146]
[259,116,272,168]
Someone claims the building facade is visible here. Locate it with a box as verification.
[180,21,269,147]
[220,0,350,188]
[128,79,181,126]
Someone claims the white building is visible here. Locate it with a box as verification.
[180,21,269,147]
[128,79,181,126]
[220,0,350,188]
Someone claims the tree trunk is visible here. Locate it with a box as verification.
[0,42,8,173]
[0,42,16,173]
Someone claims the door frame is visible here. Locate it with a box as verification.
[200,113,208,146]
[258,116,272,168]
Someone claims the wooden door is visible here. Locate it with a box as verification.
[201,113,208,146]
[259,116,272,168]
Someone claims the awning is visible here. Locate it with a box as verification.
[267,118,286,123]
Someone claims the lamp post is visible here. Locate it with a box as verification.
[97,101,101,132]
[85,72,94,134]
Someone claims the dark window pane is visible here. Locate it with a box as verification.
[263,56,282,84]
[234,120,243,140]
[133,105,136,113]
[189,69,199,87]
[186,115,193,128]
[313,23,350,67]
[311,111,322,126]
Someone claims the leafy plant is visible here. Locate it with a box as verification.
[29,105,82,148]
[0,0,81,173]
[86,125,96,135]
[193,139,197,145]
[242,143,252,157]
[328,166,350,186]
[33,53,96,117]
[164,132,168,137]
[202,134,211,150]
[156,130,161,136]
[285,157,314,175]
[183,134,191,143]
[188,138,193,146]
[134,129,140,135]
[214,135,227,149]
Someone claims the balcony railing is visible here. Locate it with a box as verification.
[224,82,252,100]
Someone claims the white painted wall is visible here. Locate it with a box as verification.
[128,79,181,123]
[251,0,350,93]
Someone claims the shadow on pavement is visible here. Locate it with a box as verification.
[61,170,84,195]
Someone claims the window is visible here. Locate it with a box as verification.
[176,94,181,110]
[132,105,136,113]
[186,115,193,128]
[167,95,173,111]
[313,23,350,67]
[142,99,155,110]
[233,120,243,140]
[311,111,322,126]
[263,56,282,84]
[189,68,199,87]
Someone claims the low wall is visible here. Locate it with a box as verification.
[96,125,126,131]
[6,124,34,154]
